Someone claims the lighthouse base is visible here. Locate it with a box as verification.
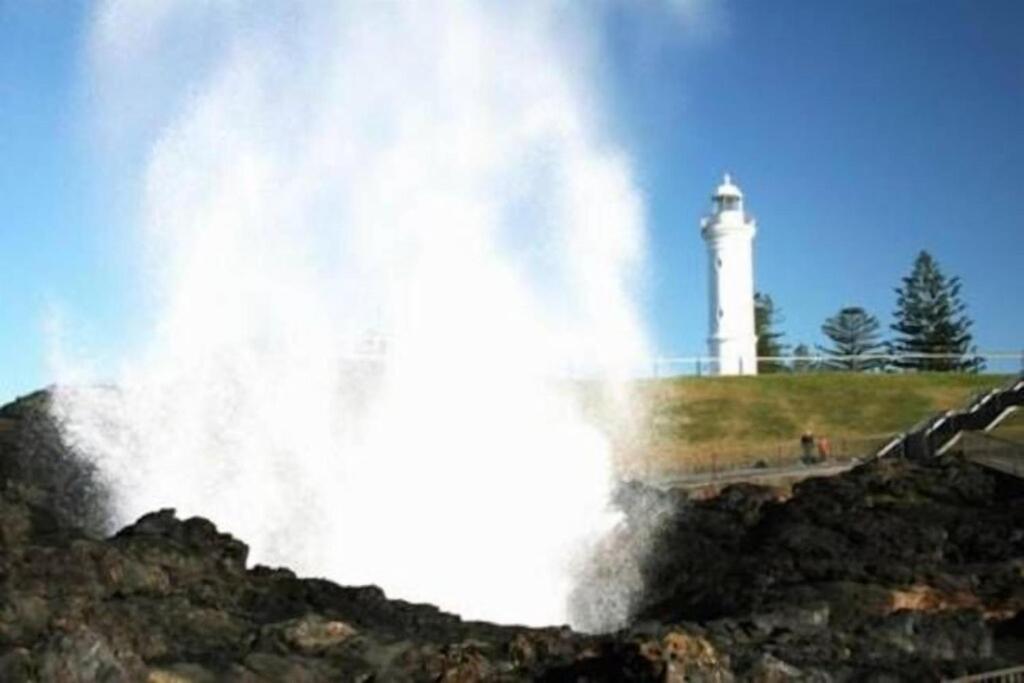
[707,337,758,376]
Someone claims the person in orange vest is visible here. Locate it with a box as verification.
[817,436,832,460]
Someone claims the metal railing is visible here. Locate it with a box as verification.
[645,352,1024,379]
[946,665,1024,682]
[645,434,891,478]
[333,347,1024,380]
[876,374,1024,460]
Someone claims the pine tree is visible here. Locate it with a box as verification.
[818,306,886,371]
[890,251,982,372]
[790,342,816,373]
[754,292,788,373]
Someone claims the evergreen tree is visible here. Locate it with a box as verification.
[790,342,816,373]
[818,306,886,371]
[890,251,982,372]
[754,292,788,373]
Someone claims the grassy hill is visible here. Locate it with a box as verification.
[594,372,1014,476]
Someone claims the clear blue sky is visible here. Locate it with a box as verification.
[2,1,1022,401]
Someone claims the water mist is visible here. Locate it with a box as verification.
[54,1,651,629]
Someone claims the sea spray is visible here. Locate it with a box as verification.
[55,1,650,628]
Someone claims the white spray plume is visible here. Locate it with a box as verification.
[55,1,652,628]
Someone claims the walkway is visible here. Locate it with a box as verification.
[653,458,860,492]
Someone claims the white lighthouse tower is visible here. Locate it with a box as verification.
[700,173,758,376]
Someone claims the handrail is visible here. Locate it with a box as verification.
[945,664,1024,682]
[876,373,1024,460]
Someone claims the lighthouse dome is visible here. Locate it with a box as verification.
[713,173,743,199]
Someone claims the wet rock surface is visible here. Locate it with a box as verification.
[3,390,1024,681]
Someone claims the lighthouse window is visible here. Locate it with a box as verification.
[715,257,722,269]
[717,308,724,320]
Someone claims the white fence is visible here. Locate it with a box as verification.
[338,346,1023,380]
[645,352,1024,379]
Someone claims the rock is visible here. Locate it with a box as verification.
[747,653,806,682]
[0,390,112,537]
[37,627,147,683]
[624,452,1024,678]
[146,663,219,683]
[658,630,733,682]
[114,509,249,575]
[748,604,830,635]
[260,614,357,655]
[0,647,33,682]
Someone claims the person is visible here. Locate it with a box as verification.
[817,436,832,460]
[800,432,815,463]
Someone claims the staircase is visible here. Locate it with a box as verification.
[876,374,1024,466]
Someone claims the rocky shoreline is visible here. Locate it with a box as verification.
[2,390,1023,681]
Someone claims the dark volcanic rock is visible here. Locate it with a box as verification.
[0,392,731,681]
[627,455,1024,679]
[3,389,1024,681]
[0,390,111,537]
[1,478,720,681]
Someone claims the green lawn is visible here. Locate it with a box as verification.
[585,372,1013,475]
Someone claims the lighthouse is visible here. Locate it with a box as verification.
[700,173,758,376]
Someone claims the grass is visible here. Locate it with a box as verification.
[581,372,1013,477]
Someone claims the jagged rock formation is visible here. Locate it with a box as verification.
[0,391,111,536]
[2,390,1024,681]
[618,456,1024,678]
[0,392,736,681]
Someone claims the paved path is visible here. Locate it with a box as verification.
[651,459,861,491]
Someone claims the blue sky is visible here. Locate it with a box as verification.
[603,0,1023,362]
[1,1,1022,401]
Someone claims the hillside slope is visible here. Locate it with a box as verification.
[606,373,1011,474]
